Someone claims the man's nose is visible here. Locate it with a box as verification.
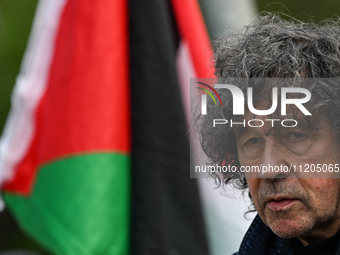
[258,143,290,180]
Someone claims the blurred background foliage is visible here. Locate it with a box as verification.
[0,0,340,253]
[0,0,38,134]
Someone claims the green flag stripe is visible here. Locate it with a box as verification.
[4,153,130,255]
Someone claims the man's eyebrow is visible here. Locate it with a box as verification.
[287,118,314,131]
[298,121,314,130]
[234,126,249,138]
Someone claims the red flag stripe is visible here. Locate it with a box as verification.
[171,0,214,78]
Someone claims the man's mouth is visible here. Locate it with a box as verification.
[265,197,299,211]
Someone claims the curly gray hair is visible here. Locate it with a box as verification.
[196,13,340,206]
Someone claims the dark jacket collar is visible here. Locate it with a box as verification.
[236,215,340,255]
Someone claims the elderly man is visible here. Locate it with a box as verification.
[197,14,340,255]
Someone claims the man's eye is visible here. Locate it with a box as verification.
[246,137,262,145]
[241,137,264,159]
[283,131,311,155]
[286,132,306,141]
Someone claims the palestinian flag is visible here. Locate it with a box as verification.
[0,0,212,254]
[0,0,130,254]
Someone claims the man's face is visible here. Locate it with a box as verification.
[236,112,340,245]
